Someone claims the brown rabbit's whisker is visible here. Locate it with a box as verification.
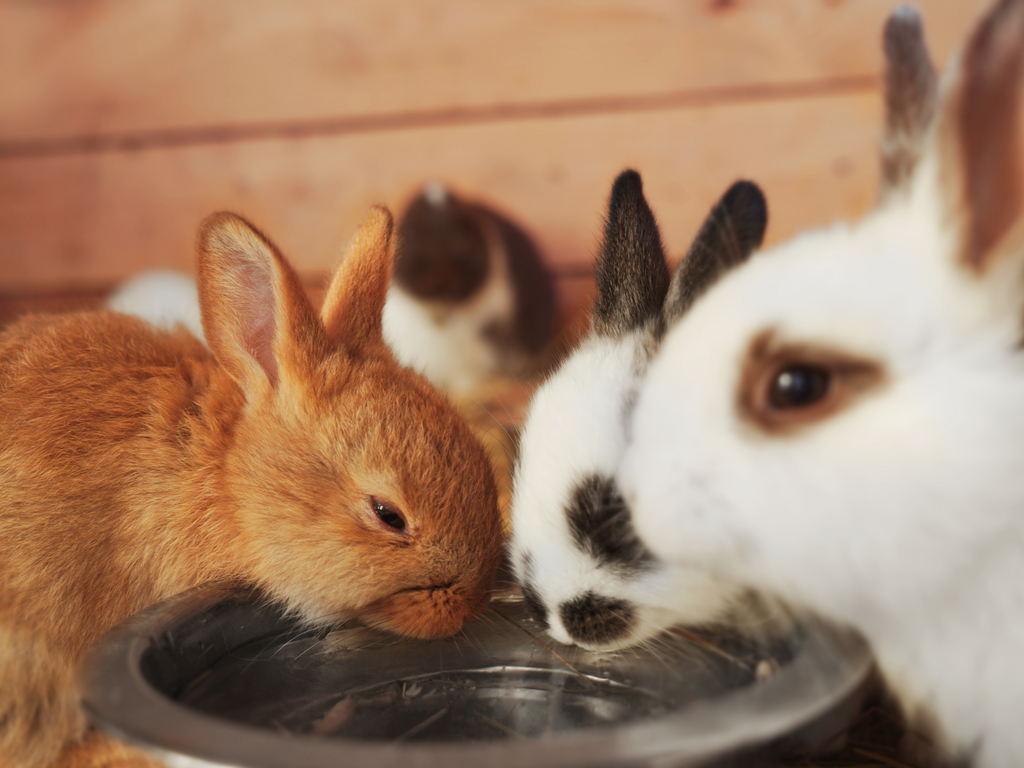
[492,608,595,688]
[478,714,525,740]
[483,385,520,429]
[468,394,517,444]
[474,612,501,633]
[670,626,751,671]
[392,707,449,743]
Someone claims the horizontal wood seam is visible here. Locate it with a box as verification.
[0,74,878,160]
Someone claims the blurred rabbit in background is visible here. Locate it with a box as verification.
[384,182,557,396]
[108,184,557,397]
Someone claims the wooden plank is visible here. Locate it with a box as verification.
[0,92,883,292]
[0,0,985,144]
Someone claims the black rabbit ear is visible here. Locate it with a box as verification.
[663,181,768,329]
[878,5,938,202]
[591,170,670,338]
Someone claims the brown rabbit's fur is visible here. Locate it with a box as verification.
[0,207,504,767]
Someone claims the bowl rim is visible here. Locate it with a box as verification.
[80,581,874,768]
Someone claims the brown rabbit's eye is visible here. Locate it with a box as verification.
[768,365,831,409]
[372,499,406,531]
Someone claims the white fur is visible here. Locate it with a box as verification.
[620,102,1024,768]
[509,328,744,651]
[106,269,205,343]
[382,219,517,395]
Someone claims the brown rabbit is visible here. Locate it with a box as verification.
[0,206,504,768]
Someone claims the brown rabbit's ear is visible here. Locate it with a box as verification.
[878,6,938,202]
[321,205,394,354]
[939,0,1024,272]
[197,212,325,396]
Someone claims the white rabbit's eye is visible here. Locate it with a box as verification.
[740,332,886,435]
[371,498,406,531]
[768,365,831,409]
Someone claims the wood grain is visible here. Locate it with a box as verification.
[0,0,985,144]
[0,0,989,312]
[1,93,881,292]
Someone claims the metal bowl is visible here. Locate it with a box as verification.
[81,581,873,768]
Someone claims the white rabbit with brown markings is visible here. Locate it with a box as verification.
[621,3,1024,765]
[509,169,776,651]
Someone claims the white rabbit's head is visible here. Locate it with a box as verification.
[621,0,1024,669]
[510,170,771,650]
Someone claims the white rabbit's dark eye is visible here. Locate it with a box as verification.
[740,333,885,434]
[768,365,831,409]
[372,499,406,531]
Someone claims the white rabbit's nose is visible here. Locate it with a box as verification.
[558,592,637,649]
[544,618,576,647]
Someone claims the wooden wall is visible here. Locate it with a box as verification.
[0,0,988,323]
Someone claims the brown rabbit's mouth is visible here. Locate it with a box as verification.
[361,583,481,640]
[395,581,456,594]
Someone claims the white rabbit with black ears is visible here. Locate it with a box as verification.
[621,2,1024,765]
[509,169,775,651]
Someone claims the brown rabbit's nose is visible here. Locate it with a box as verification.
[368,583,480,639]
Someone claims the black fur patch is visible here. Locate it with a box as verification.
[517,553,550,630]
[567,474,654,572]
[560,592,635,646]
[393,189,490,302]
[592,170,670,338]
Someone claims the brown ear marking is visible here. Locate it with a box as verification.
[737,331,887,437]
[951,0,1024,271]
